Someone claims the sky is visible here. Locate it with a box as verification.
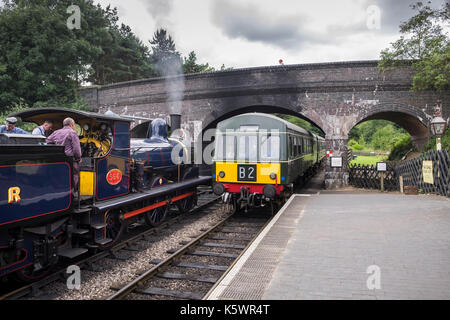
[94,0,447,69]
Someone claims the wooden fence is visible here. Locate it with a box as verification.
[348,162,399,191]
[348,150,450,197]
[395,150,449,197]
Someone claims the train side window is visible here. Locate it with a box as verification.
[294,136,298,156]
[291,136,295,158]
[289,136,294,158]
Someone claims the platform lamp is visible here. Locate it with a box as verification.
[430,101,446,151]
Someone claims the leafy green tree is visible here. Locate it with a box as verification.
[0,0,112,108]
[0,0,158,110]
[388,135,417,160]
[183,51,215,74]
[349,120,410,151]
[379,1,449,91]
[371,124,409,151]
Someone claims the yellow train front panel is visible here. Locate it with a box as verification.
[215,162,281,184]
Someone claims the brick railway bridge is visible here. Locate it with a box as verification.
[79,60,449,189]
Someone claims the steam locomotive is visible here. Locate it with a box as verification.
[0,108,210,281]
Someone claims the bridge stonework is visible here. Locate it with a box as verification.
[79,61,449,189]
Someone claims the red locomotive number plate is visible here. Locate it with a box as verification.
[106,169,122,186]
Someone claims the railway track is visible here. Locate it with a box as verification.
[0,188,221,300]
[106,209,272,300]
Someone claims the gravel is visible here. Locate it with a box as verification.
[28,203,230,300]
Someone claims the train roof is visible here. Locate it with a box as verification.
[10,107,134,126]
[217,113,313,136]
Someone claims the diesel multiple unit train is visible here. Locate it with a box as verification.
[0,108,209,281]
[212,113,326,213]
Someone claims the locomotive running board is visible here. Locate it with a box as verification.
[93,176,212,213]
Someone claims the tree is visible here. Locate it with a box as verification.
[149,28,182,77]
[348,120,409,151]
[0,1,85,108]
[379,1,449,91]
[0,0,157,110]
[183,51,215,74]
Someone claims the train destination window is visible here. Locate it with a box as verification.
[238,134,257,162]
[260,134,280,161]
[239,125,258,132]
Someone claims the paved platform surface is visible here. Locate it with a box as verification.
[207,189,450,300]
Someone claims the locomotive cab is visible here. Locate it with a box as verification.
[9,108,133,202]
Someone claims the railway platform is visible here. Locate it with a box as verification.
[206,178,450,300]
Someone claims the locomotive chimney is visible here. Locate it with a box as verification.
[170,114,181,131]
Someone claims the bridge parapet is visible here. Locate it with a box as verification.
[79,60,449,189]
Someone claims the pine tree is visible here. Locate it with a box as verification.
[149,28,182,77]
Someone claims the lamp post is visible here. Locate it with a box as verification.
[430,101,447,151]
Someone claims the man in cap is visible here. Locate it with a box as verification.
[46,117,82,194]
[0,117,29,134]
[32,120,53,137]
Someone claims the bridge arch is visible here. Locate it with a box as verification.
[347,103,430,150]
[201,104,325,135]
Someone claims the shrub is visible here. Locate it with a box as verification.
[388,135,416,160]
[351,143,364,151]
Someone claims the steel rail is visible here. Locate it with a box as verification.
[0,194,220,301]
[106,213,235,300]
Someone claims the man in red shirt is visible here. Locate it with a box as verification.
[46,118,82,194]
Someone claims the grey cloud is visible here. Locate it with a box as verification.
[325,0,446,41]
[211,0,332,50]
[364,0,446,33]
[139,0,174,28]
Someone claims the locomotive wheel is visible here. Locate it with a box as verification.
[144,176,170,227]
[176,191,196,213]
[226,198,239,214]
[103,209,124,247]
[144,199,169,227]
